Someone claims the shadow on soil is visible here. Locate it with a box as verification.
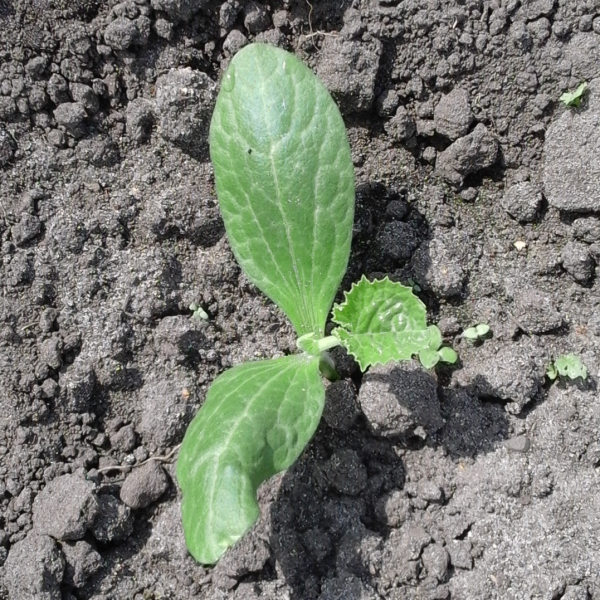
[268,369,510,599]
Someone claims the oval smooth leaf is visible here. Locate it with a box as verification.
[176,354,324,564]
[209,43,355,336]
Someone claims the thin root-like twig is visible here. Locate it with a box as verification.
[97,443,182,475]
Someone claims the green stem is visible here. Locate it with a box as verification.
[317,335,340,352]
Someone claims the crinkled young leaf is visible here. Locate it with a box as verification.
[176,355,324,564]
[331,276,444,371]
[552,354,588,380]
[209,43,355,337]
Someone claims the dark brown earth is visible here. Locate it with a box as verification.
[1,1,600,599]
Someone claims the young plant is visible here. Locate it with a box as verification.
[176,43,455,564]
[462,323,490,342]
[546,354,588,381]
[559,82,587,108]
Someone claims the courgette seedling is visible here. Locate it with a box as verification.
[462,323,490,342]
[176,43,456,564]
[546,354,588,381]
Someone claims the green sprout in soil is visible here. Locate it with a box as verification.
[189,302,209,321]
[559,82,588,108]
[175,43,456,564]
[546,354,588,381]
[462,323,490,342]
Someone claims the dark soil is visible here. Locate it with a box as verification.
[1,1,600,599]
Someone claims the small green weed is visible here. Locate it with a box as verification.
[559,82,588,108]
[462,323,490,342]
[546,354,588,381]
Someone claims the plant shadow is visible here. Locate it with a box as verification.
[267,368,511,599]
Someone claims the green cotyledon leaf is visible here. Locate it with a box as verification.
[331,276,446,371]
[176,354,324,564]
[209,43,355,337]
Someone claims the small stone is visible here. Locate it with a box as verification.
[109,424,136,453]
[213,532,271,586]
[4,534,65,600]
[434,87,474,140]
[572,217,600,243]
[69,83,99,114]
[412,236,467,298]
[39,336,62,370]
[562,585,592,600]
[436,124,498,187]
[452,340,543,414]
[502,181,543,223]
[358,361,443,438]
[316,36,382,114]
[47,129,66,148]
[103,17,139,50]
[26,55,47,78]
[561,241,594,284]
[91,494,133,543]
[422,146,437,163]
[61,540,103,588]
[385,105,416,141]
[222,29,249,56]
[120,461,169,509]
[126,97,155,143]
[243,1,270,34]
[32,474,99,541]
[460,187,478,202]
[155,67,217,157]
[41,378,59,399]
[376,89,400,118]
[150,0,209,22]
[417,481,444,503]
[0,96,16,120]
[525,0,555,21]
[59,360,97,413]
[138,378,195,447]
[53,102,87,138]
[0,124,16,166]
[12,214,42,246]
[154,17,173,40]
[422,543,449,582]
[504,435,531,453]
[513,287,563,334]
[375,490,411,527]
[448,540,473,569]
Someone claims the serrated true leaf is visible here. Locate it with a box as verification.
[209,43,354,337]
[331,276,442,370]
[176,355,324,564]
[553,354,587,380]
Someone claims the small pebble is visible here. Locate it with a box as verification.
[504,435,531,453]
[120,461,170,509]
